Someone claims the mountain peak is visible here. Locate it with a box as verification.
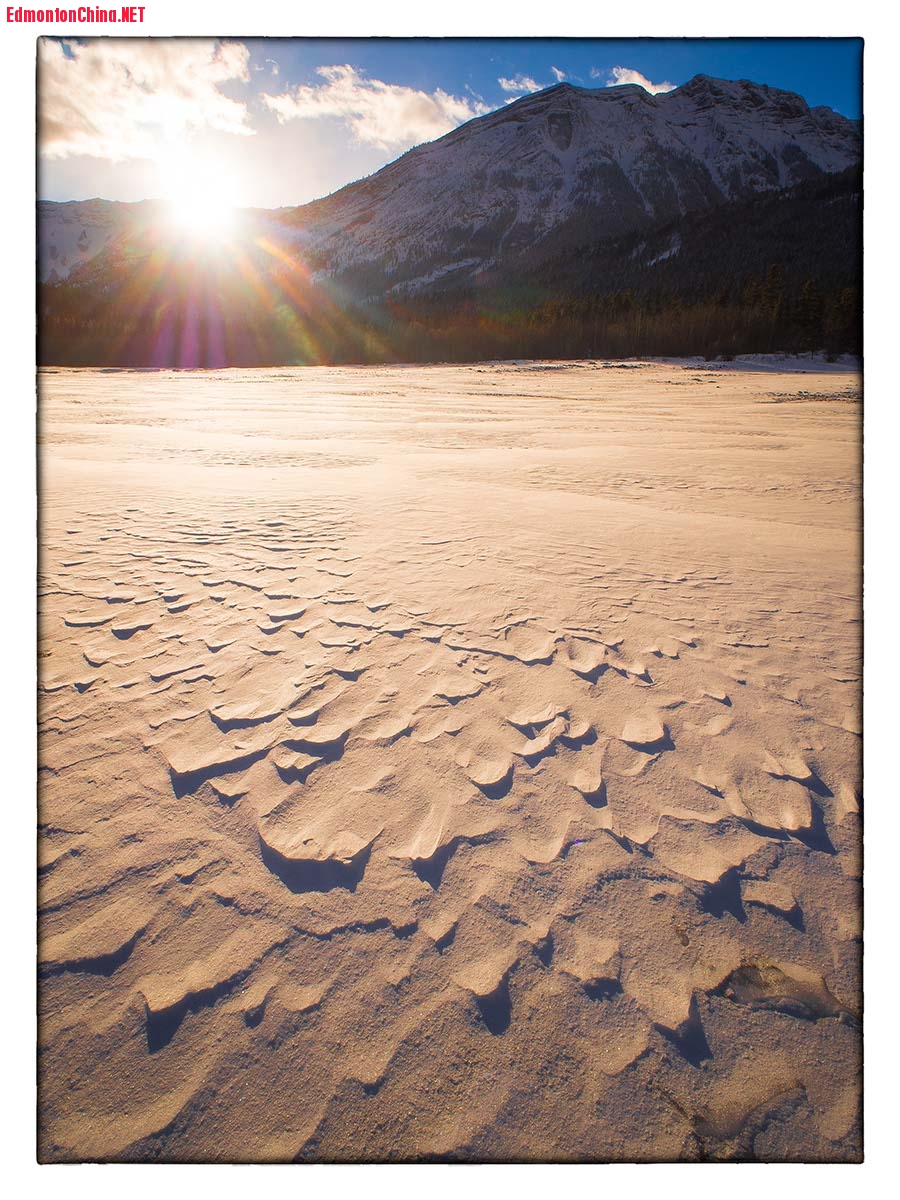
[671,73,813,115]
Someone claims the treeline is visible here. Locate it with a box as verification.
[375,269,859,362]
[38,242,386,368]
[39,267,859,367]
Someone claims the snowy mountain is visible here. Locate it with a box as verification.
[38,75,862,366]
[38,75,860,295]
[273,75,861,299]
[37,198,156,283]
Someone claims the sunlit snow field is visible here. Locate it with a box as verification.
[38,359,861,1162]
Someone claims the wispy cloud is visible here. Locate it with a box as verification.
[262,65,491,151]
[592,65,676,95]
[550,66,567,83]
[498,74,543,95]
[38,38,253,161]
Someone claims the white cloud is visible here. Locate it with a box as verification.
[498,74,543,95]
[262,65,491,151]
[38,38,253,161]
[598,66,676,95]
[550,66,567,83]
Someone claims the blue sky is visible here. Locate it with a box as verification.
[250,37,862,118]
[39,37,862,210]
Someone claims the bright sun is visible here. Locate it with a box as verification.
[157,150,238,240]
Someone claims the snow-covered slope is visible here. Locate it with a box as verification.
[37,199,153,283]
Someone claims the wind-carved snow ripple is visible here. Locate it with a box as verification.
[39,498,861,1163]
